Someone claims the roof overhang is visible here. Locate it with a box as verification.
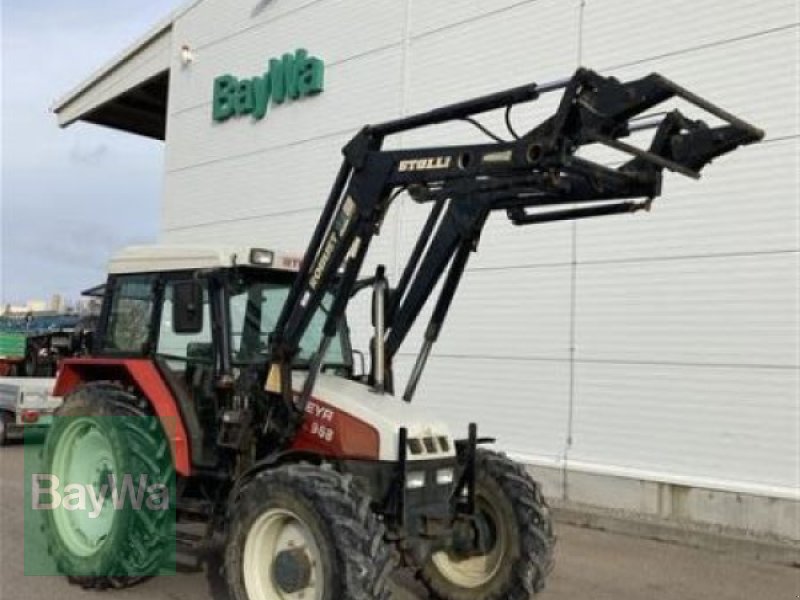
[52,20,174,140]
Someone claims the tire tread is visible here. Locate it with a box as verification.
[418,449,555,600]
[43,382,175,591]
[226,463,396,600]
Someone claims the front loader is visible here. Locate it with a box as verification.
[40,68,761,600]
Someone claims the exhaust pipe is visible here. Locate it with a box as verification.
[372,266,388,393]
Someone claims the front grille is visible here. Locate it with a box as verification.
[407,438,424,455]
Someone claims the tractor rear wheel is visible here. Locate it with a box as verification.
[418,450,555,600]
[224,464,395,600]
[40,382,175,590]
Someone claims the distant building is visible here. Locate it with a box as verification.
[75,297,102,316]
[2,298,76,316]
[49,294,64,313]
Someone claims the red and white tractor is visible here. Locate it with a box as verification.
[40,68,761,599]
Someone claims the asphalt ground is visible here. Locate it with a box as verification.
[2,443,798,600]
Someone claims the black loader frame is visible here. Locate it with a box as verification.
[265,67,763,434]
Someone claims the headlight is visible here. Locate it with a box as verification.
[250,249,275,266]
[436,468,455,486]
[406,471,426,489]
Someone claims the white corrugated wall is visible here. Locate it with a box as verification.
[162,0,800,498]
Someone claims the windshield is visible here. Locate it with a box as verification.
[229,273,350,368]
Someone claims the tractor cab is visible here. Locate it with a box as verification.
[87,245,357,465]
[98,245,331,365]
[82,244,455,473]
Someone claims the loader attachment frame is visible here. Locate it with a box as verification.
[266,67,762,430]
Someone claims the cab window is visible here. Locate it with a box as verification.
[103,276,156,353]
[229,277,349,368]
[157,280,212,362]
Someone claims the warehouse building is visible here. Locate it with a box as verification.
[54,0,799,543]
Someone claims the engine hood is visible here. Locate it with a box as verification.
[293,372,456,462]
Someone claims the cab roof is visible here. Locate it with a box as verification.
[107,245,302,275]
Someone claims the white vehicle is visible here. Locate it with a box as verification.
[0,378,60,445]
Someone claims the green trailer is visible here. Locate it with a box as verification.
[0,316,84,377]
[0,329,36,376]
[0,333,27,360]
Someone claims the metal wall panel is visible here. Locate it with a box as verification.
[576,138,800,263]
[162,133,350,230]
[409,0,538,39]
[162,0,800,495]
[567,1,800,495]
[569,361,800,490]
[162,201,399,271]
[574,252,800,367]
[406,0,581,108]
[394,354,572,462]
[399,0,582,269]
[165,46,405,172]
[589,28,799,148]
[581,0,798,69]
[176,0,357,57]
[395,265,573,360]
[170,0,405,115]
[163,206,319,249]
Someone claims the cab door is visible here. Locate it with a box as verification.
[154,277,218,467]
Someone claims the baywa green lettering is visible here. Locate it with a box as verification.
[212,49,325,123]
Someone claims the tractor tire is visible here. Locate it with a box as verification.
[40,382,175,590]
[23,351,38,377]
[224,464,395,600]
[417,450,555,600]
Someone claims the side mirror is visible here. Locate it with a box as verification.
[173,281,204,334]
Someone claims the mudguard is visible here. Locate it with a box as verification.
[54,358,191,476]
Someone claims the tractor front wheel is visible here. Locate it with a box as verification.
[224,464,395,600]
[418,450,555,600]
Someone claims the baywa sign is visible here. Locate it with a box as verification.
[213,48,324,123]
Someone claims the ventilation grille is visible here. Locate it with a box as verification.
[407,435,451,456]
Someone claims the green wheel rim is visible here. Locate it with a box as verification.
[51,418,118,558]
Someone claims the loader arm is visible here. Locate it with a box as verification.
[266,67,762,428]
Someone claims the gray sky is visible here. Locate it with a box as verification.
[1,0,183,305]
